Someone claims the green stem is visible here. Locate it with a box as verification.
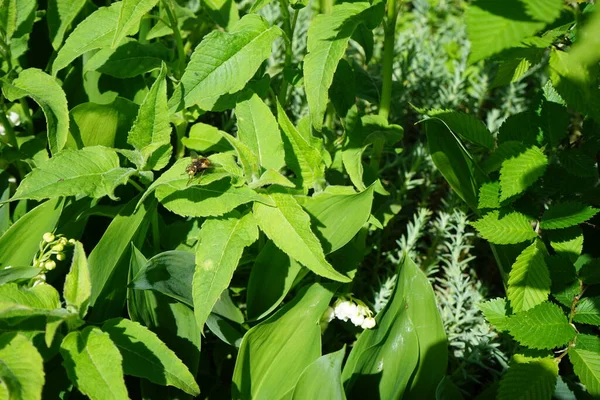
[163,0,186,79]
[379,0,399,122]
[0,111,18,149]
[320,0,333,14]
[19,99,33,135]
[151,211,161,254]
[278,1,298,105]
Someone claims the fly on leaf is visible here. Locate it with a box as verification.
[186,151,212,186]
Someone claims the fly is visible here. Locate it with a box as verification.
[185,151,212,186]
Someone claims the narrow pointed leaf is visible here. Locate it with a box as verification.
[424,109,494,149]
[63,241,92,318]
[47,0,87,50]
[113,0,159,47]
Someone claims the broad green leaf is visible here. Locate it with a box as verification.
[0,333,44,400]
[156,179,269,218]
[497,356,558,400]
[102,318,200,396]
[84,39,171,79]
[478,297,510,331]
[253,191,350,282]
[63,241,91,318]
[301,184,375,254]
[127,63,172,171]
[47,0,87,50]
[52,2,127,75]
[0,266,39,285]
[276,101,325,191]
[541,101,570,148]
[478,181,500,209]
[232,283,334,400]
[541,202,599,230]
[471,210,537,245]
[168,14,282,111]
[304,2,371,130]
[330,59,356,119]
[497,111,541,146]
[7,146,135,202]
[204,0,239,29]
[507,301,575,349]
[559,149,597,178]
[521,0,563,23]
[235,91,285,171]
[292,347,346,400]
[569,337,600,396]
[0,0,36,41]
[216,130,262,183]
[507,240,550,312]
[579,259,600,285]
[343,256,447,399]
[499,145,547,201]
[181,123,230,153]
[0,198,63,269]
[60,327,129,400]
[424,109,494,149]
[247,169,295,189]
[193,211,257,330]
[548,226,583,261]
[0,283,60,310]
[2,68,69,155]
[113,0,159,47]
[246,241,303,320]
[573,297,600,326]
[482,141,527,174]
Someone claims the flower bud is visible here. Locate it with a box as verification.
[44,260,56,270]
[56,252,66,261]
[68,238,77,245]
[7,111,20,126]
[321,306,335,323]
[361,317,376,330]
[351,313,365,327]
[59,237,68,246]
[334,301,357,322]
[43,232,55,243]
[52,243,64,252]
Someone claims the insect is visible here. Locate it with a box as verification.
[185,151,212,186]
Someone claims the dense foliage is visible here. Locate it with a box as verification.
[0,0,599,398]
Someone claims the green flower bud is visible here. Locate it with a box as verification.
[59,237,68,246]
[56,252,66,261]
[43,232,55,243]
[44,260,56,270]
[52,243,64,252]
[68,239,77,245]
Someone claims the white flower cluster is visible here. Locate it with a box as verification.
[325,299,376,330]
[0,111,21,137]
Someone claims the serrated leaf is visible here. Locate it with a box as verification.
[424,109,494,149]
[559,149,597,178]
[471,210,537,244]
[498,111,542,147]
[541,202,599,230]
[548,227,583,261]
[304,2,372,130]
[47,0,87,50]
[507,240,550,312]
[497,356,558,400]
[482,141,527,174]
[507,301,575,349]
[168,14,282,111]
[0,0,36,42]
[569,347,600,396]
[478,181,500,209]
[7,146,135,202]
[113,0,158,47]
[579,259,600,285]
[573,297,600,326]
[235,91,285,171]
[60,327,129,400]
[521,0,563,23]
[102,318,200,396]
[63,241,91,319]
[193,211,258,330]
[499,145,547,201]
[2,68,69,155]
[0,282,61,310]
[478,297,511,331]
[0,332,45,400]
[253,191,350,282]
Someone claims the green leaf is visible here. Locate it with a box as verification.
[232,283,334,400]
[52,2,126,75]
[181,123,230,153]
[521,0,563,23]
[573,297,600,326]
[507,240,550,312]
[507,301,575,349]
[168,14,282,111]
[113,0,158,47]
[424,109,494,149]
[541,101,570,148]
[0,0,37,41]
[0,266,39,285]
[204,0,239,29]
[478,297,511,331]
[471,210,537,245]
[548,227,583,261]
[0,283,61,310]
[292,347,346,400]
[247,169,295,189]
[47,0,87,50]
[127,63,172,171]
[2,68,69,155]
[482,141,527,174]
[497,356,558,400]
[343,256,447,399]
[541,202,599,230]
[60,327,129,400]
[216,130,262,183]
[0,198,63,269]
[276,101,325,191]
[253,191,350,282]
[304,2,372,130]
[193,211,258,330]
[499,145,547,201]
[478,181,500,209]
[569,336,600,396]
[63,241,91,319]
[102,318,200,396]
[7,146,135,202]
[579,259,600,285]
[559,149,597,178]
[0,333,44,400]
[235,91,285,171]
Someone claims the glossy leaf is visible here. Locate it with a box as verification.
[63,241,92,318]
[0,332,45,400]
[507,240,550,312]
[292,347,346,400]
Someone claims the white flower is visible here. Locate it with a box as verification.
[0,124,5,136]
[361,317,376,329]
[7,111,20,126]
[350,313,365,326]
[334,301,357,322]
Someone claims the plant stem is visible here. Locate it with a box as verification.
[278,1,298,106]
[320,0,333,14]
[163,0,186,79]
[0,111,18,149]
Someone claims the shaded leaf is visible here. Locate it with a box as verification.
[499,145,547,201]
[292,347,346,400]
[541,201,599,230]
[47,0,87,50]
[113,0,159,47]
[497,356,558,400]
[0,332,44,400]
[507,240,550,312]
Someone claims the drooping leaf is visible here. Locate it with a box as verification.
[113,0,159,47]
[168,14,282,111]
[253,191,350,282]
[60,327,129,400]
[573,297,600,326]
[497,356,558,400]
[232,283,334,400]
[424,109,494,149]
[478,297,511,331]
[7,146,135,202]
[102,318,200,396]
[478,181,500,209]
[193,211,258,330]
[291,347,346,400]
[0,332,45,400]
[47,0,87,50]
[507,301,576,349]
[507,240,550,312]
[541,202,599,230]
[471,210,537,245]
[499,145,547,201]
[63,241,92,319]
[2,68,69,155]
